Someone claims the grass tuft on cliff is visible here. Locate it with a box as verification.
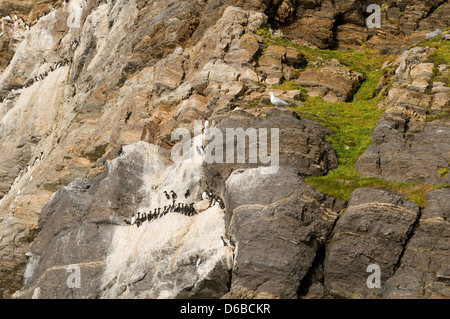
[256,25,436,207]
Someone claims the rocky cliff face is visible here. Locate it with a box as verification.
[0,0,448,299]
[356,46,450,184]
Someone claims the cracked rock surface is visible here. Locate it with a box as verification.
[0,0,448,299]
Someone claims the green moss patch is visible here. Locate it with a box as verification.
[254,26,439,207]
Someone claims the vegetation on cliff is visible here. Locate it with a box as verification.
[256,26,446,207]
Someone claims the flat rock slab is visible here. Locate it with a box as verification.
[296,61,364,102]
[324,188,420,299]
[380,189,450,298]
[225,166,345,299]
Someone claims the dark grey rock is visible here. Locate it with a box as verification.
[204,107,339,197]
[225,166,346,299]
[380,189,450,298]
[356,115,450,185]
[323,188,420,299]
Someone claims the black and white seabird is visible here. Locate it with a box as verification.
[189,203,196,215]
[163,190,170,200]
[170,190,177,201]
[184,189,190,198]
[227,236,235,247]
[220,236,228,246]
[201,191,209,200]
[131,214,136,225]
[216,198,225,209]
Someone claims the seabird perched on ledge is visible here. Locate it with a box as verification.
[227,236,235,247]
[269,92,289,107]
[220,236,228,246]
[170,190,177,201]
[184,189,190,198]
[163,190,170,200]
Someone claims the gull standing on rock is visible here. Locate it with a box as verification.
[269,92,289,106]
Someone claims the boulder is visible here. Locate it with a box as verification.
[296,61,364,102]
[153,53,186,96]
[324,188,420,299]
[380,189,450,298]
[258,45,306,79]
[225,166,345,299]
[224,33,261,66]
[202,107,339,196]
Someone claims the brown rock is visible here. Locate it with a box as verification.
[224,33,261,66]
[296,61,364,102]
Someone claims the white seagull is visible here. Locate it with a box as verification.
[269,92,289,106]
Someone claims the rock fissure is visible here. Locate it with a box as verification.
[393,206,423,274]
